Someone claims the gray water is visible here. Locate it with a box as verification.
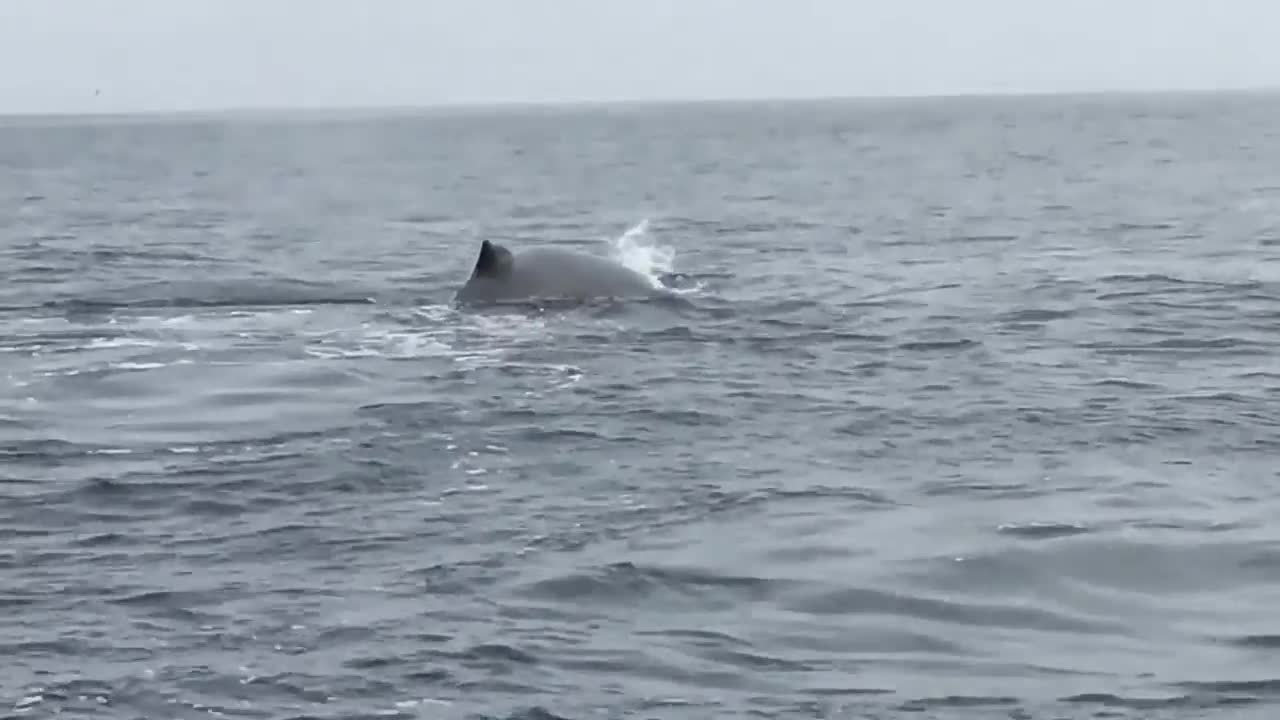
[3,92,1280,719]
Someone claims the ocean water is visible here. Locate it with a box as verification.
[3,91,1280,719]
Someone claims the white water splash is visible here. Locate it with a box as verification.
[607,219,675,286]
[301,305,547,366]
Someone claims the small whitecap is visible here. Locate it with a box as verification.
[36,368,82,377]
[113,362,166,371]
[86,337,159,349]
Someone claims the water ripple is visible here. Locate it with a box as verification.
[6,92,1280,719]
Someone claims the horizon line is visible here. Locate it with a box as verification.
[2,83,1277,122]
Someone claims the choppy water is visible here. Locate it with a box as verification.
[3,91,1280,719]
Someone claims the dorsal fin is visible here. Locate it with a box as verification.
[471,240,513,279]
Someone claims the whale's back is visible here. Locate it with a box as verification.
[455,241,659,304]
[512,247,656,297]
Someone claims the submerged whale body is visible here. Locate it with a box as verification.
[454,239,661,304]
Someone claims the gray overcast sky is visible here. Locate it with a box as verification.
[1,0,1276,114]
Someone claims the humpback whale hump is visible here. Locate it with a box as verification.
[455,239,663,304]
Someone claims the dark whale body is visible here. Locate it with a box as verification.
[454,240,662,304]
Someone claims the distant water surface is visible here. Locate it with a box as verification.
[3,91,1280,719]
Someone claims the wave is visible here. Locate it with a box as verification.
[30,278,384,313]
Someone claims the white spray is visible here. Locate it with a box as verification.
[605,219,676,288]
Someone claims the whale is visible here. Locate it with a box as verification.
[454,239,663,304]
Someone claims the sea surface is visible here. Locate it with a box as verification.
[3,91,1280,719]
